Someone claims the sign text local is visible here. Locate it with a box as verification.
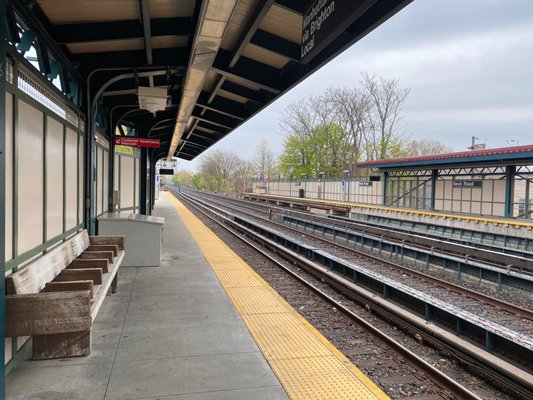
[301,0,376,63]
[114,137,160,148]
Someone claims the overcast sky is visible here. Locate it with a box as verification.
[182,0,533,171]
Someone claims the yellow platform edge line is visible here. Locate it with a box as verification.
[167,192,389,400]
[249,193,533,229]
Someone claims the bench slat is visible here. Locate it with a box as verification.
[86,244,118,257]
[56,269,103,285]
[68,258,109,273]
[43,281,94,299]
[6,291,91,337]
[90,235,125,251]
[6,230,91,295]
[79,250,114,263]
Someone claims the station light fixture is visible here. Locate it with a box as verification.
[137,86,168,114]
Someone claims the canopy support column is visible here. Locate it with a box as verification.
[504,165,516,218]
[140,147,147,215]
[382,171,388,206]
[1,0,9,392]
[430,169,438,210]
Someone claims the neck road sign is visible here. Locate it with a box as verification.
[114,137,160,148]
[301,0,377,63]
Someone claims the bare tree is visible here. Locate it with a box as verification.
[253,139,276,180]
[232,159,255,194]
[278,73,411,176]
[199,149,241,191]
[408,139,453,156]
[361,72,410,160]
[326,86,372,170]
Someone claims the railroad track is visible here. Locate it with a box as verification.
[198,191,533,287]
[243,196,533,259]
[173,187,533,399]
[171,188,482,400]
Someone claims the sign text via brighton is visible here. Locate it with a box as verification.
[301,0,377,63]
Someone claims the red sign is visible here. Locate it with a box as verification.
[115,137,160,148]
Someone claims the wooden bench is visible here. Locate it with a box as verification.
[5,230,125,360]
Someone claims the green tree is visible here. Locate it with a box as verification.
[171,170,194,187]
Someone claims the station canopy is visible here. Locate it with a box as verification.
[357,145,533,171]
[11,0,412,161]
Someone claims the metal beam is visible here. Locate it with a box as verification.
[139,0,152,65]
[229,0,275,68]
[207,76,226,104]
[212,49,283,94]
[250,29,300,60]
[182,139,210,149]
[36,38,52,75]
[51,18,194,44]
[220,80,267,104]
[197,92,248,120]
[192,110,235,131]
[74,48,189,74]
[274,0,305,14]
[195,120,229,134]
[13,1,83,82]
[6,4,19,43]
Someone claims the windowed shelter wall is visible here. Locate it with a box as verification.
[113,152,140,213]
[4,55,85,373]
[258,177,382,204]
[383,166,526,218]
[513,165,533,219]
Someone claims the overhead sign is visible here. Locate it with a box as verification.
[159,168,174,175]
[114,137,160,148]
[452,180,482,188]
[301,0,377,63]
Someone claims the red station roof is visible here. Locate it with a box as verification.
[356,144,533,169]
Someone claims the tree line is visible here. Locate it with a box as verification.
[171,73,452,191]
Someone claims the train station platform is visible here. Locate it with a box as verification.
[6,192,388,400]
[243,193,533,239]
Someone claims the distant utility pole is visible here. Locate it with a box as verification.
[468,136,486,151]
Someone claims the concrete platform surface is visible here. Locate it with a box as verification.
[6,193,288,400]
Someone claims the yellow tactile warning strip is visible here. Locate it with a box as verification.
[249,193,533,229]
[167,192,389,400]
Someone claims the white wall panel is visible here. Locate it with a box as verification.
[96,147,103,216]
[103,149,109,214]
[17,100,44,255]
[5,93,13,261]
[134,157,139,209]
[46,117,64,239]
[120,156,134,208]
[114,154,120,191]
[78,137,84,223]
[65,129,78,229]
